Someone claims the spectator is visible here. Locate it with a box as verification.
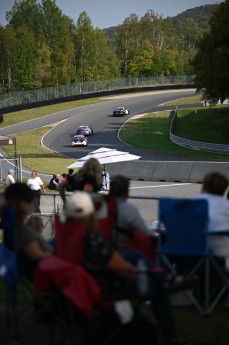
[5,168,15,187]
[59,173,67,185]
[47,174,59,191]
[196,172,229,269]
[63,191,186,345]
[2,183,51,278]
[27,215,45,234]
[110,175,151,253]
[27,171,45,214]
[27,215,54,251]
[99,167,110,192]
[66,169,74,191]
[59,158,102,203]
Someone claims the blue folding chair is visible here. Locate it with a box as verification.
[158,197,229,315]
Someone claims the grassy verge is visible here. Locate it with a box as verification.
[164,95,202,105]
[175,107,229,144]
[120,106,229,161]
[0,97,107,127]
[1,126,75,175]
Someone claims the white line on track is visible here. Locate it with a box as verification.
[130,183,191,190]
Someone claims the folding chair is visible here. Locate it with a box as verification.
[158,197,229,315]
[1,208,87,345]
[94,194,157,260]
[54,214,158,345]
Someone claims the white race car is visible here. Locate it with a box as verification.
[72,135,87,147]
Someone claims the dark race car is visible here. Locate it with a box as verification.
[113,106,130,117]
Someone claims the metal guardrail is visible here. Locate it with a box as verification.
[0,75,194,109]
[170,107,229,155]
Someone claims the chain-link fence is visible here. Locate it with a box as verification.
[37,193,159,239]
[0,192,159,239]
[0,75,194,109]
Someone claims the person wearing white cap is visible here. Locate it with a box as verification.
[5,168,15,187]
[64,191,135,279]
[64,192,185,345]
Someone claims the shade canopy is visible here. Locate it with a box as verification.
[67,147,141,168]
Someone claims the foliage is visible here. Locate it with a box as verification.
[172,4,213,30]
[192,0,229,104]
[0,1,214,93]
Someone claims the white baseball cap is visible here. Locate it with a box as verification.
[65,191,95,219]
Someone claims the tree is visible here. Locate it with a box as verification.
[93,29,120,80]
[6,0,44,39]
[0,27,17,92]
[192,1,229,104]
[14,26,38,90]
[74,12,96,82]
[116,14,141,76]
[41,0,75,85]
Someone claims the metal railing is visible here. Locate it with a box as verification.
[170,107,229,155]
[0,75,194,109]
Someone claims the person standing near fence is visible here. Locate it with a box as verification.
[99,167,110,192]
[27,171,45,214]
[5,169,15,187]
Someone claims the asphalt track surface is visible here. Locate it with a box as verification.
[0,89,206,199]
[0,88,198,163]
[42,89,200,161]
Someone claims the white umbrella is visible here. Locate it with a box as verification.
[67,147,141,168]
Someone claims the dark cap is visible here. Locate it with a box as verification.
[4,183,36,202]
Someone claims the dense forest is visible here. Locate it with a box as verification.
[0,0,215,93]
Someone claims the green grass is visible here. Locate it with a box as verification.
[1,126,75,175]
[173,305,229,345]
[141,299,229,345]
[0,97,106,127]
[175,107,229,144]
[165,95,202,105]
[120,106,229,161]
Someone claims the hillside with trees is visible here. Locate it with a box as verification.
[172,4,213,30]
[0,0,215,94]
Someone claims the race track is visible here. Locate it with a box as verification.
[41,89,197,161]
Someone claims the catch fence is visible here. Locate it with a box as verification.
[0,75,194,109]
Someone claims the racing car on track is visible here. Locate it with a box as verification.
[71,135,87,147]
[76,125,93,136]
[113,106,130,117]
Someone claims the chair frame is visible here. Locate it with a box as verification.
[158,197,229,315]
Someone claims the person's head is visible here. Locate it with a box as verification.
[68,169,74,176]
[202,172,229,196]
[4,183,36,217]
[27,216,44,233]
[8,168,15,175]
[56,173,61,180]
[31,171,37,179]
[64,191,97,231]
[110,175,129,199]
[61,173,67,178]
[78,158,102,182]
